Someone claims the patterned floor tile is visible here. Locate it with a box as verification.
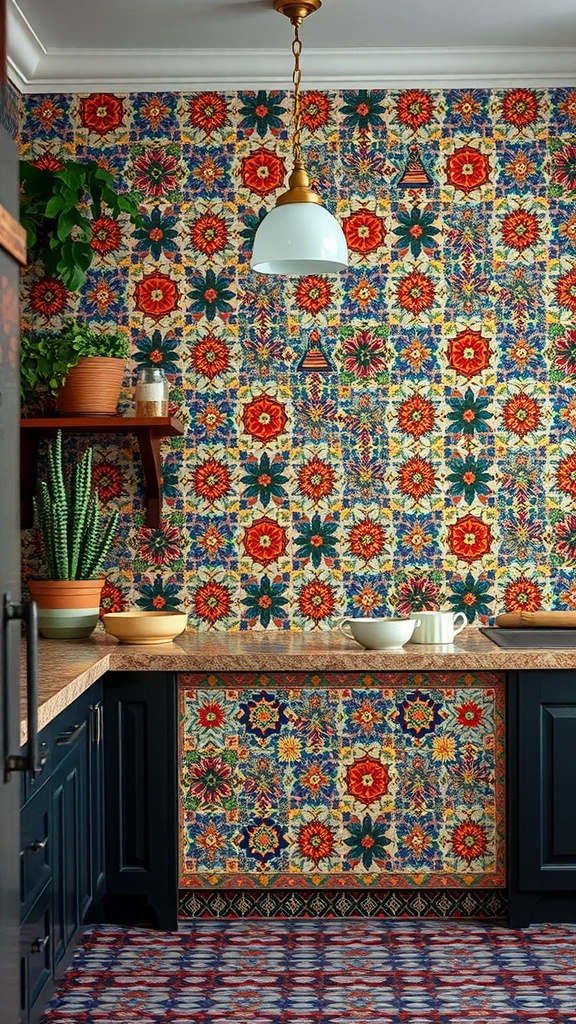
[40,919,576,1023]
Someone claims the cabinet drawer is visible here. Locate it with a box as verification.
[51,715,88,772]
[20,883,52,1022]
[23,692,91,805]
[20,784,52,919]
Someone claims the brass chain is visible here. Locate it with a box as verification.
[291,21,303,165]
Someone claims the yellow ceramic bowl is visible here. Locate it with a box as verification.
[102,610,188,644]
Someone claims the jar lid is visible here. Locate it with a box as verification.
[139,367,166,380]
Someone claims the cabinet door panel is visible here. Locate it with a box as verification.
[104,672,177,931]
[549,708,576,856]
[20,784,51,920]
[51,760,81,971]
[20,685,105,1019]
[116,699,149,870]
[20,883,52,1023]
[517,672,576,891]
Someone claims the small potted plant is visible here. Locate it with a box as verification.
[29,430,119,638]
[21,319,130,416]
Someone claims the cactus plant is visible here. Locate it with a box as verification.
[33,430,119,580]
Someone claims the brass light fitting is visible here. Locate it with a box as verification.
[273,1,322,22]
[250,0,348,274]
[273,0,322,207]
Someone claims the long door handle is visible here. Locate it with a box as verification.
[90,702,103,744]
[4,594,42,777]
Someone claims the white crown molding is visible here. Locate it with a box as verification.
[7,0,576,95]
[6,0,45,93]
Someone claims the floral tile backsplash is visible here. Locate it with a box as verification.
[179,671,506,889]
[18,87,576,629]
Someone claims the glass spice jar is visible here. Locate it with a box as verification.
[135,367,169,417]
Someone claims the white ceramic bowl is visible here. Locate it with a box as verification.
[102,610,188,644]
[338,616,419,650]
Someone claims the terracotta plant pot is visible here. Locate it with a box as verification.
[29,579,104,639]
[57,356,126,416]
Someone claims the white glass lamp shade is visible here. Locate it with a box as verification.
[251,201,349,276]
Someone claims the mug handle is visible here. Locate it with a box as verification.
[338,619,354,640]
[453,612,467,636]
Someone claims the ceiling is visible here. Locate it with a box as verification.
[8,0,576,93]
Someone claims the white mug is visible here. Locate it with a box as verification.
[408,610,467,644]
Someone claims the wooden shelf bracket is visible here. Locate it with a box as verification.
[20,416,185,530]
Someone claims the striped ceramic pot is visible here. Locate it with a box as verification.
[56,356,125,415]
[28,579,104,639]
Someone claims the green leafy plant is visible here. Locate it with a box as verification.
[20,159,141,291]
[33,430,119,580]
[21,319,130,398]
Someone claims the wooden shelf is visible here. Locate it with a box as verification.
[20,416,185,530]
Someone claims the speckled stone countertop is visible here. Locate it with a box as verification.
[19,626,576,744]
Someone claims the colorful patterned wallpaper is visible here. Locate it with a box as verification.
[18,87,576,630]
[179,671,506,892]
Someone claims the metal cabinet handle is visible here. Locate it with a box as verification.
[4,594,43,778]
[30,935,49,955]
[55,720,86,746]
[30,837,48,853]
[90,702,103,745]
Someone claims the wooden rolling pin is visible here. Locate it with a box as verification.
[494,611,576,628]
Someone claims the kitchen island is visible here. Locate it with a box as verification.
[18,627,576,941]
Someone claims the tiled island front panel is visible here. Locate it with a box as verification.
[179,671,505,904]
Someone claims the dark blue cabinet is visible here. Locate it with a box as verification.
[103,672,178,931]
[20,684,104,1022]
[20,671,178,1021]
[508,670,576,926]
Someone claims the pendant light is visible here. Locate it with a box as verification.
[250,0,348,276]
